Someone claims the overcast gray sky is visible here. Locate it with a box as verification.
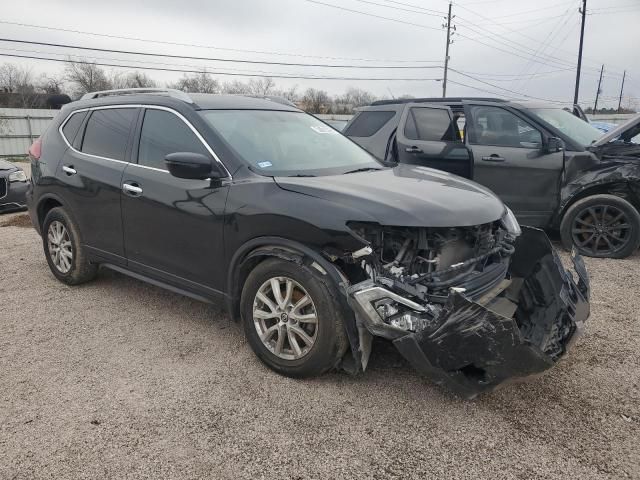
[2,0,639,108]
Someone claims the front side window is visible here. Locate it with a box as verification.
[138,109,209,170]
[81,108,136,161]
[530,107,602,147]
[470,106,542,148]
[200,110,379,176]
[404,107,456,142]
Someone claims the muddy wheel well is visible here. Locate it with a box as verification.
[37,198,63,229]
[558,182,640,227]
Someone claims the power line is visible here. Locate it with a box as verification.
[0,52,444,81]
[298,0,441,30]
[0,20,440,64]
[0,37,442,69]
[348,0,444,16]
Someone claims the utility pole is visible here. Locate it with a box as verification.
[593,64,604,114]
[617,70,626,113]
[573,0,587,105]
[442,2,455,98]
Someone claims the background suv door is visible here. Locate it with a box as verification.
[395,103,472,179]
[58,106,139,263]
[464,104,563,227]
[121,107,229,298]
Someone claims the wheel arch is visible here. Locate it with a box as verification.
[556,180,640,228]
[36,193,67,231]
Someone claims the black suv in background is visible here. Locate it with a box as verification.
[26,89,589,397]
[345,98,640,258]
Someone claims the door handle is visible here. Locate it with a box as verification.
[62,165,77,175]
[122,182,143,196]
[481,155,505,162]
[405,146,423,154]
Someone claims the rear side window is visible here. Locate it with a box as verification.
[137,109,209,170]
[61,110,88,145]
[81,108,137,161]
[404,107,455,141]
[344,111,395,137]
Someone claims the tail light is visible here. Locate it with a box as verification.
[28,137,42,161]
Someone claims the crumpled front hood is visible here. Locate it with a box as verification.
[0,159,18,171]
[275,164,506,227]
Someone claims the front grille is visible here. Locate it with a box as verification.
[0,178,7,199]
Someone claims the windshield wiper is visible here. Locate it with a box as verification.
[288,174,316,177]
[343,167,383,174]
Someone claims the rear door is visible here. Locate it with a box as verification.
[395,103,472,179]
[58,106,139,263]
[121,107,229,297]
[463,103,563,227]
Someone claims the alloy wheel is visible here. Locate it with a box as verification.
[47,220,73,273]
[252,276,318,360]
[571,204,632,256]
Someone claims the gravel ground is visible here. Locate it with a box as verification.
[1,201,639,478]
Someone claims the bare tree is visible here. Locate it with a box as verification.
[168,72,220,93]
[64,60,111,97]
[343,87,375,108]
[274,85,299,103]
[37,73,66,94]
[0,63,40,108]
[221,80,252,94]
[111,71,157,89]
[248,77,276,96]
[301,88,330,113]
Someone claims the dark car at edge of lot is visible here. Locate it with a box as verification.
[344,97,640,259]
[0,159,28,213]
[26,88,589,397]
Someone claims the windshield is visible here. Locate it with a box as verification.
[529,108,603,147]
[200,110,380,176]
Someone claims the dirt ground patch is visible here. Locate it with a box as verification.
[0,225,638,479]
[0,212,31,228]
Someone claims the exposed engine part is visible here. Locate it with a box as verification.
[346,221,515,304]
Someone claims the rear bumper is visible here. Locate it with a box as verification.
[347,227,590,398]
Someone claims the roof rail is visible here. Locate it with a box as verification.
[81,88,194,104]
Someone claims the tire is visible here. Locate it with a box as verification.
[241,258,348,378]
[42,207,98,285]
[560,194,640,259]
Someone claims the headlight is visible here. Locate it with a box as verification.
[501,207,521,237]
[8,170,27,183]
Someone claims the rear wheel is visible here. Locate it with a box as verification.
[241,258,348,377]
[560,194,640,258]
[42,207,98,284]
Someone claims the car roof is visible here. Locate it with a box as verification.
[370,97,510,106]
[67,90,301,112]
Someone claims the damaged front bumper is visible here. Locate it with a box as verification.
[346,227,590,398]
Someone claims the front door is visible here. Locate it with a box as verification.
[464,104,564,227]
[121,107,229,297]
[395,103,472,179]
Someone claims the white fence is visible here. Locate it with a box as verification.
[0,108,58,158]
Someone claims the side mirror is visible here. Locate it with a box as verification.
[544,137,564,153]
[164,152,221,180]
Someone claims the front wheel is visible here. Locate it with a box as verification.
[560,194,640,258]
[241,258,348,378]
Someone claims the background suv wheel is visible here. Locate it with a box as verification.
[560,194,640,259]
[241,258,348,377]
[42,207,98,285]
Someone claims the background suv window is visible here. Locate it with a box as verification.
[81,108,136,161]
[344,111,395,137]
[138,109,209,170]
[470,106,542,148]
[404,107,456,141]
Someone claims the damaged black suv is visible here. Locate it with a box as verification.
[27,89,589,397]
[345,98,640,259]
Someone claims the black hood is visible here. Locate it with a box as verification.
[275,164,506,227]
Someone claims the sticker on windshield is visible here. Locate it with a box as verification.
[257,161,273,168]
[311,125,339,134]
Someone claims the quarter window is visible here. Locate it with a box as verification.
[61,110,88,145]
[81,108,136,161]
[470,106,542,148]
[138,109,208,170]
[404,107,456,141]
[344,111,395,137]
